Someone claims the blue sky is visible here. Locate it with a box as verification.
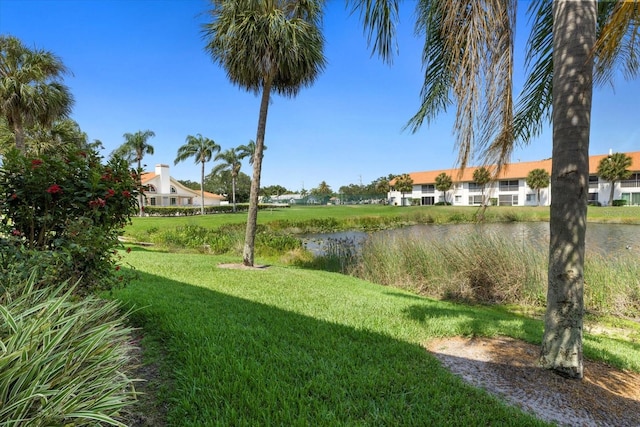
[2,0,638,192]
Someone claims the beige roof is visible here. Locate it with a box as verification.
[392,151,640,185]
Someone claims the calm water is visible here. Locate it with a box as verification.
[303,222,640,257]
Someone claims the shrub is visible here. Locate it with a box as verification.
[0,147,139,294]
[0,274,137,426]
[612,199,628,207]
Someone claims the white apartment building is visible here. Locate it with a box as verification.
[388,151,640,207]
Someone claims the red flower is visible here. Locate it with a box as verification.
[126,247,132,253]
[46,184,62,194]
[10,193,17,200]
[11,229,21,236]
[105,188,116,198]
[101,173,112,181]
[31,159,43,169]
[115,265,121,271]
[78,151,87,157]
[89,198,106,208]
[122,190,131,198]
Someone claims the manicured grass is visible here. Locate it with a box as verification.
[113,248,640,426]
[123,205,640,242]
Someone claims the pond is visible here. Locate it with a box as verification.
[302,222,640,258]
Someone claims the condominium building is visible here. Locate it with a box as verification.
[388,151,640,207]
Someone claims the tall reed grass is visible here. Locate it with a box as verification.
[339,232,640,318]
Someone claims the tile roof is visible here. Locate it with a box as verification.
[394,151,640,185]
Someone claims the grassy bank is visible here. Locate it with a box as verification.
[113,249,640,425]
[122,205,640,255]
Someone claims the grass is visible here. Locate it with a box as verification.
[122,205,640,243]
[326,231,640,318]
[112,248,640,426]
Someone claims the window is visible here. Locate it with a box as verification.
[170,197,177,206]
[621,173,640,188]
[589,175,599,189]
[170,186,177,194]
[468,182,482,192]
[421,196,435,205]
[421,184,435,193]
[622,193,640,205]
[499,180,519,191]
[454,195,462,204]
[499,194,518,206]
[588,192,598,202]
[468,195,483,205]
[150,197,156,206]
[526,194,536,203]
[147,184,156,193]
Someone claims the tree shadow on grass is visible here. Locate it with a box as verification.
[402,303,640,373]
[113,271,548,427]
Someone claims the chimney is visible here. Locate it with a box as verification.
[155,164,171,193]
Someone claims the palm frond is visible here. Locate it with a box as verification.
[594,1,640,86]
[348,0,400,63]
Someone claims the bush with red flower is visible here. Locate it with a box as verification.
[0,147,139,294]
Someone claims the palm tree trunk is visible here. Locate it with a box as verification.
[11,117,26,154]
[540,0,596,380]
[200,161,205,215]
[137,158,144,217]
[243,79,271,266]
[232,175,237,212]
[609,181,615,206]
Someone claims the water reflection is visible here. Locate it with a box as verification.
[303,223,640,257]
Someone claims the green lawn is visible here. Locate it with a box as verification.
[123,205,640,240]
[113,248,640,426]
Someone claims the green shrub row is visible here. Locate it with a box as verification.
[142,203,290,216]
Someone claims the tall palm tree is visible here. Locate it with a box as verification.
[352,0,639,378]
[0,35,74,153]
[113,130,156,216]
[203,0,326,267]
[174,134,221,215]
[597,152,633,205]
[211,148,242,212]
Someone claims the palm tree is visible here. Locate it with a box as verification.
[28,118,88,155]
[113,130,156,216]
[597,152,633,206]
[435,172,453,204]
[352,0,639,378]
[526,168,551,206]
[393,173,413,206]
[174,134,221,215]
[236,139,266,165]
[472,166,492,207]
[203,0,326,267]
[211,148,242,212]
[0,35,74,153]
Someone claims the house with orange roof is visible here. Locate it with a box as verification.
[140,164,225,208]
[388,151,640,207]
